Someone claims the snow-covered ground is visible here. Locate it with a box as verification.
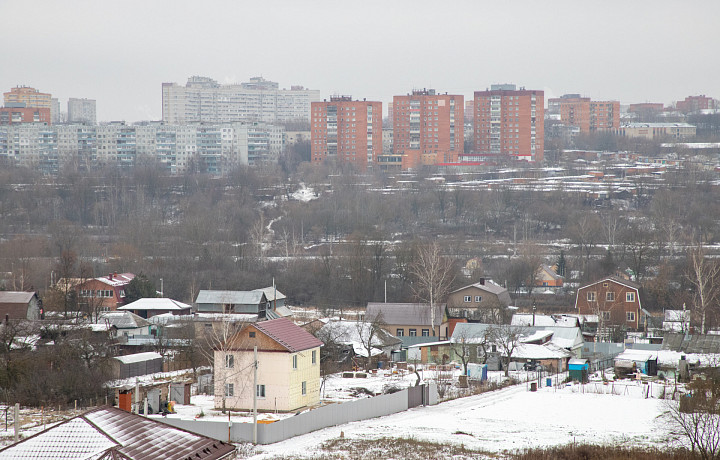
[248,379,676,459]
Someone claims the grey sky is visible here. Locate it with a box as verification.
[2,0,719,122]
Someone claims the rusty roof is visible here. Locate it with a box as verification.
[254,317,324,352]
[0,406,235,460]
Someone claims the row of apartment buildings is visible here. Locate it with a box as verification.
[311,84,546,171]
[2,86,96,125]
[0,122,284,175]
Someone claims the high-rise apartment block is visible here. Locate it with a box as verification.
[547,94,619,133]
[310,96,382,171]
[67,98,97,124]
[4,86,52,109]
[162,76,320,125]
[392,89,463,169]
[473,84,544,162]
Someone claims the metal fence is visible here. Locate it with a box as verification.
[158,383,437,444]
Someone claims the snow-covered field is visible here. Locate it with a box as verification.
[248,379,676,459]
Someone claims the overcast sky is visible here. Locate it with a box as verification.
[2,0,719,122]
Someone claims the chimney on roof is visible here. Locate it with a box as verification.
[108,273,113,280]
[114,272,118,278]
[478,278,485,285]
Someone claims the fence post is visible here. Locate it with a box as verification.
[14,403,19,442]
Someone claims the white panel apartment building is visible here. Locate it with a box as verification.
[0,122,284,175]
[67,98,97,125]
[162,76,320,125]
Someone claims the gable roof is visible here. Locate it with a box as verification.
[195,290,266,305]
[366,302,445,327]
[579,276,640,291]
[253,318,323,353]
[450,280,512,305]
[118,298,192,311]
[537,265,563,280]
[0,405,235,460]
[254,287,286,302]
[0,291,36,304]
[317,319,402,350]
[98,311,150,329]
[451,323,583,350]
[92,273,135,287]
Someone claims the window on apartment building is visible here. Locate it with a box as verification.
[256,384,265,398]
[606,292,615,302]
[409,329,417,337]
[587,292,596,302]
[292,355,298,369]
[302,381,307,395]
[602,311,611,321]
[475,296,482,302]
[626,292,636,302]
[464,296,471,302]
[421,329,430,337]
[396,329,404,337]
[225,383,234,397]
[225,354,234,368]
[626,312,636,322]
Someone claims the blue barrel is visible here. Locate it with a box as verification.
[546,378,552,387]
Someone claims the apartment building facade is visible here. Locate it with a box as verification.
[676,95,718,113]
[4,86,52,109]
[310,96,382,172]
[392,89,463,170]
[0,122,284,175]
[548,94,619,133]
[67,98,97,124]
[473,84,544,162]
[162,76,320,125]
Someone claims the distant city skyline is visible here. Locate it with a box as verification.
[2,0,719,122]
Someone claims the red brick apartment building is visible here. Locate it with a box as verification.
[473,84,544,162]
[548,94,619,133]
[392,89,463,170]
[310,96,382,172]
[76,273,136,313]
[676,95,718,113]
[0,106,51,125]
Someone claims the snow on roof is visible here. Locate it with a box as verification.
[615,349,657,362]
[664,310,690,322]
[511,343,571,360]
[407,340,451,349]
[114,352,162,364]
[98,311,150,329]
[521,330,553,344]
[118,297,192,311]
[318,320,401,350]
[93,273,135,287]
[254,286,286,302]
[195,290,265,305]
[512,314,557,327]
[0,291,36,304]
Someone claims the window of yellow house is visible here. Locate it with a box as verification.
[292,355,298,369]
[312,350,317,364]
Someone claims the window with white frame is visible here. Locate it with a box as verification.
[475,295,482,302]
[224,383,234,397]
[312,350,317,364]
[587,291,596,302]
[302,381,307,395]
[421,329,430,337]
[606,292,615,302]
[602,311,611,320]
[396,329,404,337]
[626,311,636,322]
[464,295,471,302]
[626,292,636,302]
[256,384,265,398]
[409,329,417,337]
[225,354,234,368]
[292,355,298,369]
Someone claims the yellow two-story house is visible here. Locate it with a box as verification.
[214,317,323,412]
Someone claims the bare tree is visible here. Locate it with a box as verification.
[355,313,387,371]
[667,371,720,459]
[410,242,455,335]
[488,325,527,377]
[687,247,720,334]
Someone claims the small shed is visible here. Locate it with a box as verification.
[112,352,163,379]
[569,358,589,382]
[614,349,658,376]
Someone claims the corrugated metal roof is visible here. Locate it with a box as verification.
[254,318,323,353]
[195,290,265,305]
[366,303,445,327]
[94,273,135,287]
[253,286,286,301]
[0,291,36,304]
[118,298,192,311]
[0,406,235,460]
[114,352,162,365]
[662,333,720,354]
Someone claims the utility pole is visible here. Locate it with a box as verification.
[253,345,258,444]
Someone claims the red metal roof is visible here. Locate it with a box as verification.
[0,406,235,460]
[255,317,324,352]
